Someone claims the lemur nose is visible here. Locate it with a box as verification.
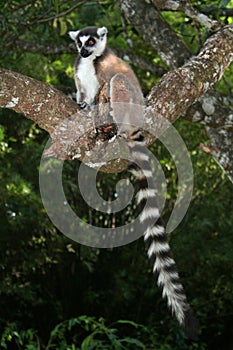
[80,48,90,58]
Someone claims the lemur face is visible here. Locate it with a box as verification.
[69,26,108,59]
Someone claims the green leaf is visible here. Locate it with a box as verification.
[81,333,95,350]
[0,125,5,141]
[116,320,141,328]
[53,18,58,29]
[58,18,67,36]
[120,337,145,348]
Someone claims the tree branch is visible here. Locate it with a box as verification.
[184,90,233,183]
[28,1,88,25]
[152,0,222,31]
[0,68,78,133]
[145,25,233,124]
[205,127,233,183]
[121,0,191,69]
[201,6,233,18]
[185,91,233,130]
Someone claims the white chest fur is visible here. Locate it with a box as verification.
[76,58,99,104]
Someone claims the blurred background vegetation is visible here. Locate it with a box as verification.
[0,0,233,349]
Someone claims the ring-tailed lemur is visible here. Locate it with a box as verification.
[68,26,143,109]
[69,26,198,339]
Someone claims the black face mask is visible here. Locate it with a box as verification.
[80,47,92,58]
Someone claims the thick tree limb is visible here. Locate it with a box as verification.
[185,91,233,130]
[0,68,105,164]
[121,0,191,69]
[146,25,233,124]
[0,69,78,133]
[205,127,233,182]
[185,91,233,183]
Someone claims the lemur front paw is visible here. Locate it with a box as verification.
[78,101,90,110]
[96,123,118,141]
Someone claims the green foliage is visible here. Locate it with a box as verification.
[1,316,207,349]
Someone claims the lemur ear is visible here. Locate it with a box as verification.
[97,26,108,38]
[68,30,80,41]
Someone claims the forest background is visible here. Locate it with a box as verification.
[0,0,233,349]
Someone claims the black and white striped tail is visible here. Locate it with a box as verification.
[127,130,198,339]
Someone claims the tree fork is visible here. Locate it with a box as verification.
[1,25,233,174]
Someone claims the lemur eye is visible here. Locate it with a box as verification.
[88,39,95,46]
[77,40,82,48]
